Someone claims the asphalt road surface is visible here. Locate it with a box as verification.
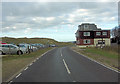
[12,47,118,82]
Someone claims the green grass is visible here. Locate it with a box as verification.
[1,37,58,45]
[85,47,118,59]
[2,47,53,82]
[3,48,51,61]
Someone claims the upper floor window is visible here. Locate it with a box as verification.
[83,32,90,36]
[96,32,101,36]
[83,39,91,44]
[102,32,107,36]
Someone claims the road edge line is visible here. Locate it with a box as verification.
[70,48,120,73]
[6,48,55,83]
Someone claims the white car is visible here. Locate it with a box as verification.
[0,44,26,55]
[17,44,29,53]
[18,44,35,53]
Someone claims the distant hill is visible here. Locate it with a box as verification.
[1,37,73,46]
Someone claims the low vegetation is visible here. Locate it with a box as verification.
[72,45,119,71]
[1,37,73,46]
[2,47,53,82]
[1,37,58,45]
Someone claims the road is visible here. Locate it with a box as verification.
[11,47,118,82]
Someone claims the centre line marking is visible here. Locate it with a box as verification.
[73,81,76,82]
[63,59,71,74]
[60,50,62,56]
[61,53,62,56]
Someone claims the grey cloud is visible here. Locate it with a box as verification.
[2,0,118,2]
[2,2,78,17]
[2,2,118,33]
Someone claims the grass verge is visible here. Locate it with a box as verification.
[2,47,53,82]
[71,45,119,71]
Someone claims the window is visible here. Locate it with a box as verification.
[102,32,107,36]
[2,45,9,48]
[83,40,91,44]
[19,45,25,47]
[98,40,105,44]
[83,32,90,36]
[9,45,16,48]
[96,32,101,36]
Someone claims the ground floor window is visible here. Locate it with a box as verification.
[83,39,90,44]
[98,40,105,44]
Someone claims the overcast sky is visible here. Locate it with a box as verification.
[1,1,118,42]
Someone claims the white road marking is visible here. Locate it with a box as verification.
[60,49,63,57]
[24,67,28,71]
[33,59,37,62]
[72,49,120,73]
[29,48,55,67]
[8,81,13,84]
[29,63,33,66]
[73,81,76,82]
[10,81,13,83]
[16,73,22,78]
[8,48,55,82]
[61,53,62,57]
[63,59,71,74]
[36,58,39,60]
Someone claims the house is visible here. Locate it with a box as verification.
[75,23,110,47]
